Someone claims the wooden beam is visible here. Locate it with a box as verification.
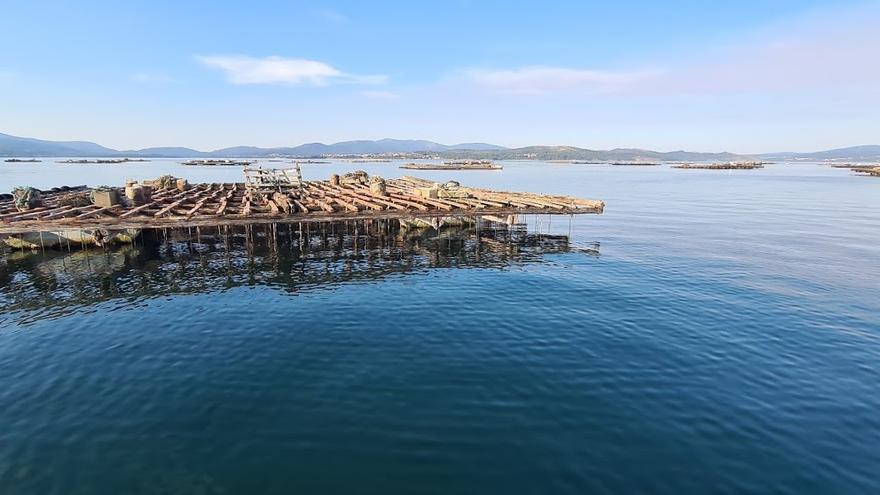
[7,206,75,221]
[77,205,120,219]
[350,185,429,211]
[120,202,158,218]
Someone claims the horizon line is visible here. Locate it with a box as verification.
[2,131,878,156]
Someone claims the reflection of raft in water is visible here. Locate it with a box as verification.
[399,213,523,230]
[32,246,133,276]
[399,216,476,230]
[0,219,599,315]
[3,228,140,249]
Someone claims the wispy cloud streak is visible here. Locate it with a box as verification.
[462,2,880,97]
[197,55,386,86]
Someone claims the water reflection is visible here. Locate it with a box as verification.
[1,218,598,320]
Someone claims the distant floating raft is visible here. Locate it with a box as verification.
[181,159,255,166]
[825,163,880,175]
[673,162,765,170]
[56,158,149,164]
[0,172,604,236]
[400,162,502,170]
[852,166,880,177]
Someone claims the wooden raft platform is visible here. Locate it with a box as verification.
[0,175,604,235]
[673,162,765,170]
[852,166,880,177]
[400,163,503,170]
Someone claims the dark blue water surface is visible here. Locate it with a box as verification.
[1,161,878,494]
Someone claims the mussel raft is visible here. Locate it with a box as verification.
[852,166,880,177]
[0,171,604,248]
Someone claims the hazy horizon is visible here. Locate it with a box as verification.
[3,130,880,156]
[2,1,879,152]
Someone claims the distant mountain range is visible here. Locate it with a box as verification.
[2,132,879,162]
[0,133,505,158]
[758,145,880,162]
[439,146,748,162]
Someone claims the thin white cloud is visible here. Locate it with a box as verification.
[466,66,657,95]
[197,55,386,86]
[657,3,880,95]
[462,2,880,97]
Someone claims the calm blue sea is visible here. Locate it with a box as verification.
[1,160,878,494]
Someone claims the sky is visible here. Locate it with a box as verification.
[1,0,878,152]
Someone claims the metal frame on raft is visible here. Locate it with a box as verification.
[0,168,605,237]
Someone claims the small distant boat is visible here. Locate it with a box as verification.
[4,158,41,163]
[181,159,255,166]
[610,162,661,166]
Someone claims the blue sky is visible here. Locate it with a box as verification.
[1,0,878,152]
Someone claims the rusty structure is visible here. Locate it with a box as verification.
[0,169,604,238]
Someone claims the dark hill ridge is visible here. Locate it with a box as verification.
[2,132,878,161]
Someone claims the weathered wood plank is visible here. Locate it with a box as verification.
[0,176,604,235]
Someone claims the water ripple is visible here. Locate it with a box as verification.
[1,162,879,493]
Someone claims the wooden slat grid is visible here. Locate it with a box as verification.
[0,177,604,234]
